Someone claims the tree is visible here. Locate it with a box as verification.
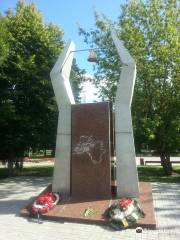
[0,0,64,174]
[0,16,10,64]
[70,59,85,103]
[79,13,121,102]
[79,0,180,175]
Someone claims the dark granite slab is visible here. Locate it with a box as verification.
[71,102,111,199]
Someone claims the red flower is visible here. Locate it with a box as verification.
[119,198,134,208]
[37,192,55,207]
[31,192,59,214]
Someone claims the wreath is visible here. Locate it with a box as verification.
[31,192,60,214]
[105,197,145,230]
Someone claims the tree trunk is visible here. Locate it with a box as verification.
[15,157,20,170]
[19,157,24,172]
[7,156,14,176]
[160,152,172,175]
[44,147,47,157]
[10,156,24,173]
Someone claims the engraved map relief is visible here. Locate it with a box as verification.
[72,136,106,165]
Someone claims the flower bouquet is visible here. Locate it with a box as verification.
[105,198,145,230]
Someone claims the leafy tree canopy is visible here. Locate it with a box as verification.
[0,1,82,174]
[79,0,180,174]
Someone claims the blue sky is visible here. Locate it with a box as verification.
[0,0,126,73]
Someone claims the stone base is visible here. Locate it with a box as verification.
[21,182,156,229]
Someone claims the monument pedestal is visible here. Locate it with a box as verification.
[21,182,156,229]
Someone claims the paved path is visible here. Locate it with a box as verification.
[1,156,180,168]
[0,177,180,240]
[136,156,180,165]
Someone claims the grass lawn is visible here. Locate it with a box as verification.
[0,165,180,183]
[0,165,54,179]
[138,165,180,183]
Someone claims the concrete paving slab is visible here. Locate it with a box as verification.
[0,177,180,240]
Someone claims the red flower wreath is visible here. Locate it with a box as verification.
[31,192,60,214]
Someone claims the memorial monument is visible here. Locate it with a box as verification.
[50,31,139,199]
[21,31,156,229]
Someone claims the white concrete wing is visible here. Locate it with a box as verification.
[111,31,139,198]
[50,41,75,194]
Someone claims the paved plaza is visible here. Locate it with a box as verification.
[0,177,180,240]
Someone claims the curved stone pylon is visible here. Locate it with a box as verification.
[111,31,139,198]
[50,40,75,193]
[50,34,139,198]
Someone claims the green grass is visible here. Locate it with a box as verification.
[138,165,180,183]
[0,165,180,183]
[0,165,54,179]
